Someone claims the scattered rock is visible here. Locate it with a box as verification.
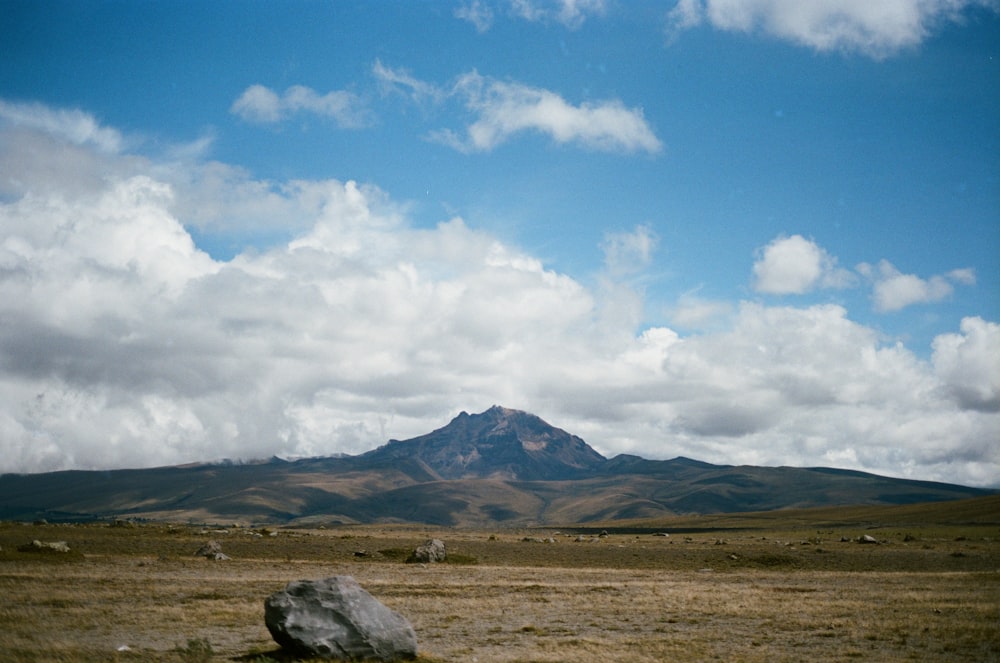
[409,539,446,563]
[18,540,70,553]
[195,540,230,559]
[858,535,879,544]
[265,575,417,661]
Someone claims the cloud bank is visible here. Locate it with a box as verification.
[0,103,997,487]
[666,0,1000,57]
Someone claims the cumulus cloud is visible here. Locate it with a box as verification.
[752,234,854,294]
[859,260,976,312]
[933,317,1000,412]
[0,101,997,488]
[230,84,371,128]
[666,0,1000,58]
[432,71,662,154]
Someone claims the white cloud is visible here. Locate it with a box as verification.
[373,60,447,105]
[860,259,975,312]
[752,234,854,294]
[230,84,371,128]
[933,317,1000,412]
[0,101,997,488]
[666,0,1000,58]
[511,0,607,28]
[456,0,495,32]
[371,64,661,154]
[668,293,734,330]
[0,99,124,152]
[433,71,662,154]
[752,237,975,313]
[601,225,658,276]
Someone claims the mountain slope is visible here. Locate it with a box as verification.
[0,406,992,525]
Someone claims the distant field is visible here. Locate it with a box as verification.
[1,497,997,662]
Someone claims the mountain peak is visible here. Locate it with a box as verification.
[363,406,605,480]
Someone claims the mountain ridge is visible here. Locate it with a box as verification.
[0,406,993,526]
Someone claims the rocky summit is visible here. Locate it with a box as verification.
[358,405,606,481]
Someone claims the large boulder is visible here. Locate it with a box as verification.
[265,576,417,661]
[409,539,446,563]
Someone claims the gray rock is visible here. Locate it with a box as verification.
[195,540,225,558]
[409,539,446,563]
[858,534,879,544]
[265,576,417,661]
[17,540,70,553]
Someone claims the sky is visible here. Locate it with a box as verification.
[0,0,998,487]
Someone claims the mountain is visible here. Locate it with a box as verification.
[0,406,993,526]
[355,405,606,480]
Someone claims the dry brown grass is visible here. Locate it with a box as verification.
[0,516,997,662]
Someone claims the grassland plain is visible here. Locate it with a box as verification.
[0,498,997,662]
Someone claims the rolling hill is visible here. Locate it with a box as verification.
[0,406,992,525]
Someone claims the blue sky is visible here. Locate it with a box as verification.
[1,1,998,487]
